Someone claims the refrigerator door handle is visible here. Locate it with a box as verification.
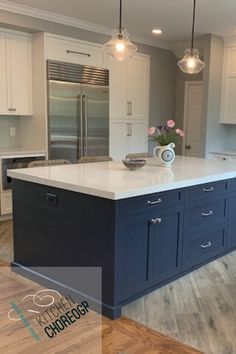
[84,94,88,155]
[79,93,84,159]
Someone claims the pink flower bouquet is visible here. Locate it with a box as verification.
[148,120,184,146]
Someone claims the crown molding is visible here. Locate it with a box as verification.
[0,0,171,50]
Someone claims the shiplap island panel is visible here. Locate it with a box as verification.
[8,157,236,318]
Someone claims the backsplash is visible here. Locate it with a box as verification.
[0,116,21,148]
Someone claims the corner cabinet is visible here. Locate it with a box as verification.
[106,53,150,160]
[0,30,33,116]
[220,46,236,123]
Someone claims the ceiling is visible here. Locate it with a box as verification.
[2,0,236,44]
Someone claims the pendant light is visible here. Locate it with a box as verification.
[103,0,137,61]
[177,0,205,74]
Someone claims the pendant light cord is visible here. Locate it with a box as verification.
[191,0,196,51]
[119,0,122,33]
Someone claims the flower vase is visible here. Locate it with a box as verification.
[153,143,175,167]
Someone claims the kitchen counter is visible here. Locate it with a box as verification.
[0,148,46,159]
[8,156,236,199]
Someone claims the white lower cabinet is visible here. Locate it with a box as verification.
[110,120,148,160]
[1,190,12,215]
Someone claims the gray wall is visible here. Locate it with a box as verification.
[0,9,177,153]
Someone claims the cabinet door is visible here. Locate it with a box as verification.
[7,34,33,115]
[127,55,149,120]
[150,207,182,284]
[106,55,128,119]
[47,36,104,67]
[116,216,152,301]
[227,191,236,249]
[109,121,128,160]
[128,121,148,154]
[0,33,8,114]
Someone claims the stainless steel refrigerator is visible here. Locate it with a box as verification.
[47,60,109,163]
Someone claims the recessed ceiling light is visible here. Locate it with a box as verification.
[152,28,162,35]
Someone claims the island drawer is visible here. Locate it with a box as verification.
[119,189,181,217]
[185,181,227,201]
[182,226,226,271]
[184,197,226,234]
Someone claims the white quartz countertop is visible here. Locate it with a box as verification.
[7,156,236,200]
[0,148,46,159]
[210,150,236,156]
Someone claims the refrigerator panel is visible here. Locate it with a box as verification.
[48,80,82,162]
[82,84,109,156]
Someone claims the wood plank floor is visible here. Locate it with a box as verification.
[0,220,201,354]
[124,251,236,354]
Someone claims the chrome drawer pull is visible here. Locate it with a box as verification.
[147,198,162,205]
[201,241,212,249]
[66,50,91,57]
[203,187,215,192]
[202,210,214,217]
[150,218,162,225]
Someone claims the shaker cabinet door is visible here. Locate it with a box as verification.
[0,33,8,114]
[7,34,33,115]
[150,207,182,284]
[227,191,236,249]
[116,216,152,301]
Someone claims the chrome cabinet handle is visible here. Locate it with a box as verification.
[130,123,132,136]
[66,50,91,57]
[130,101,132,116]
[150,218,162,224]
[203,187,215,192]
[147,198,162,205]
[202,210,214,217]
[201,241,212,249]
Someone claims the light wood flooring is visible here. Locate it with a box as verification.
[0,220,202,354]
[124,251,236,354]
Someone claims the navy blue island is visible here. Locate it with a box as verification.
[8,156,236,318]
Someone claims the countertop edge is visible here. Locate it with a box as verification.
[8,170,236,200]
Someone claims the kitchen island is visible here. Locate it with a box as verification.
[8,156,236,318]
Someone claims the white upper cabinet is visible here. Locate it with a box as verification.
[220,47,236,124]
[46,34,105,68]
[126,56,149,120]
[0,33,8,114]
[7,34,33,115]
[0,30,33,116]
[106,53,150,121]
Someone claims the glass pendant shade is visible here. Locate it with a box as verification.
[177,48,205,74]
[104,28,137,61]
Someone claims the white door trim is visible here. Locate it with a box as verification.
[182,81,203,156]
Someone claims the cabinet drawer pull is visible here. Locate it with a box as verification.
[203,187,215,192]
[66,50,91,57]
[201,241,212,249]
[202,210,214,217]
[150,218,162,224]
[8,108,16,112]
[147,198,162,205]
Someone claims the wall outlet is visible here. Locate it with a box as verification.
[9,126,16,137]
